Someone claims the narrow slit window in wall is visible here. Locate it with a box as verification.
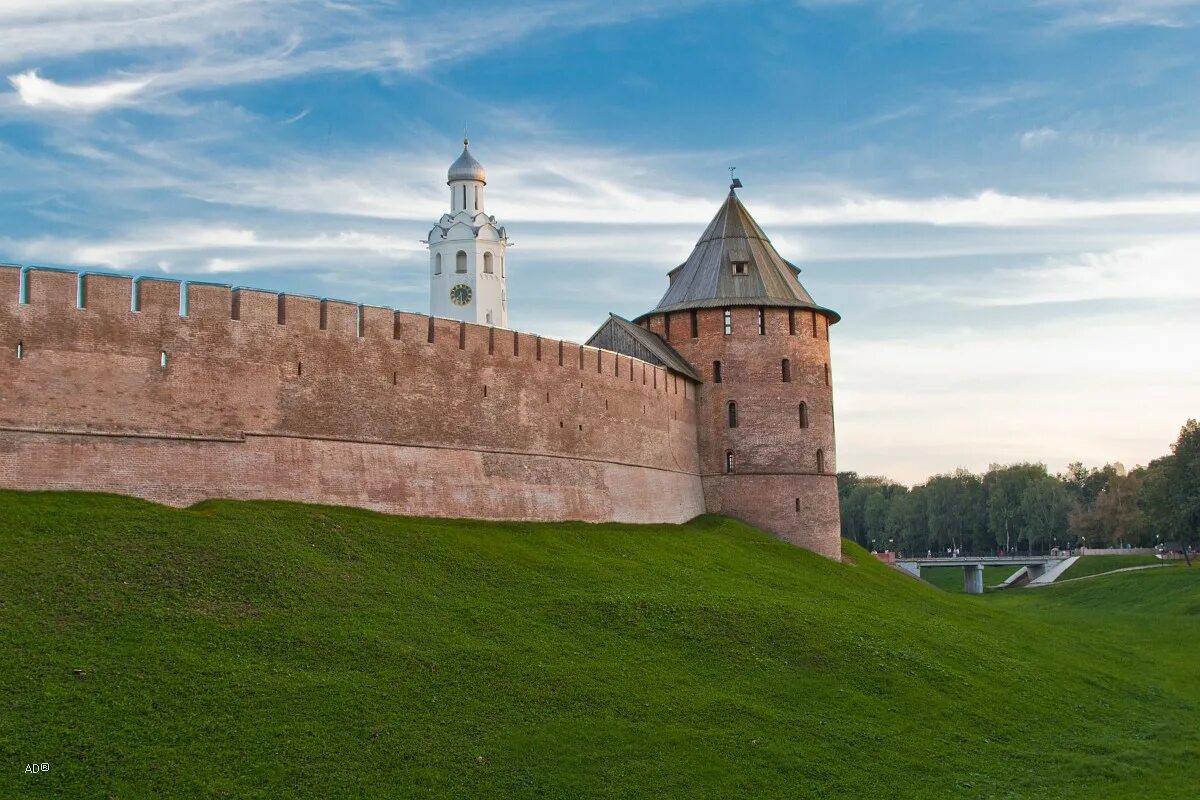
[723,308,732,335]
[799,402,809,429]
[782,358,791,383]
[297,361,303,376]
[664,313,671,340]
[788,309,796,335]
[690,310,698,338]
[757,307,766,335]
[824,363,831,387]
[816,449,826,473]
[160,351,168,368]
[727,401,738,428]
[796,498,801,512]
[812,312,818,337]
[16,341,24,359]
[726,451,735,474]
[713,360,722,383]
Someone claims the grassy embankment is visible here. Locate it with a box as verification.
[2,491,1197,799]
[1059,554,1165,581]
[919,565,1023,593]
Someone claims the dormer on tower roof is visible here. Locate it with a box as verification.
[637,185,839,324]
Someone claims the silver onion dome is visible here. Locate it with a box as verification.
[447,139,487,184]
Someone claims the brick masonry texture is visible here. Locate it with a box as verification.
[646,306,840,558]
[0,266,840,557]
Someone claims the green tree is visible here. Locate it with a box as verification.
[1141,420,1200,562]
[985,464,1047,553]
[1019,477,1069,554]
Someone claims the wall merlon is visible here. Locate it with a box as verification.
[320,299,358,336]
[359,305,394,339]
[81,273,134,314]
[431,317,460,347]
[134,277,182,315]
[0,266,19,305]
[279,294,321,330]
[231,288,278,325]
[185,282,233,320]
[24,268,76,309]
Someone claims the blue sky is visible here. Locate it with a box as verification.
[2,0,1199,483]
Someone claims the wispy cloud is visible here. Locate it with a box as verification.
[8,70,150,111]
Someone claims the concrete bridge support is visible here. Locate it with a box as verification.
[963,564,984,595]
[1025,563,1046,582]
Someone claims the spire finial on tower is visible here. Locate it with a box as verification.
[728,166,743,192]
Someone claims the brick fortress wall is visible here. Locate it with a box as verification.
[0,266,704,525]
[644,305,841,558]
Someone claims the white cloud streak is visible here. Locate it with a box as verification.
[8,70,150,111]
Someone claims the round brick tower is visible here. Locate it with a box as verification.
[635,185,842,558]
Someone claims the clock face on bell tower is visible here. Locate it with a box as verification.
[449,284,473,306]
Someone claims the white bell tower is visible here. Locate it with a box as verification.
[427,139,509,327]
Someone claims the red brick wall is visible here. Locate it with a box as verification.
[0,267,703,525]
[649,306,841,558]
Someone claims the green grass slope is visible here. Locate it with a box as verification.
[920,565,1022,593]
[1,491,1198,799]
[1060,554,1164,580]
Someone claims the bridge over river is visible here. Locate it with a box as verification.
[895,556,1065,594]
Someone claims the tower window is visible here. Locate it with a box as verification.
[664,313,671,340]
[824,363,831,387]
[726,451,735,474]
[483,252,494,274]
[812,312,818,337]
[690,309,698,338]
[817,448,826,474]
[799,401,809,429]
[16,341,24,360]
[160,351,168,368]
[727,401,738,428]
[456,251,467,273]
[788,309,796,335]
[732,260,747,275]
[757,307,766,335]
[713,360,722,384]
[781,358,791,383]
[434,253,442,275]
[723,308,732,335]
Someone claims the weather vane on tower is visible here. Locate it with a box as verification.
[729,166,742,190]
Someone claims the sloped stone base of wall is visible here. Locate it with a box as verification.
[0,430,706,525]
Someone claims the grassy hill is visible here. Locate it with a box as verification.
[1059,554,1164,580]
[919,565,1023,593]
[1,491,1197,799]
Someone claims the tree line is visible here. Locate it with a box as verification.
[838,419,1200,556]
